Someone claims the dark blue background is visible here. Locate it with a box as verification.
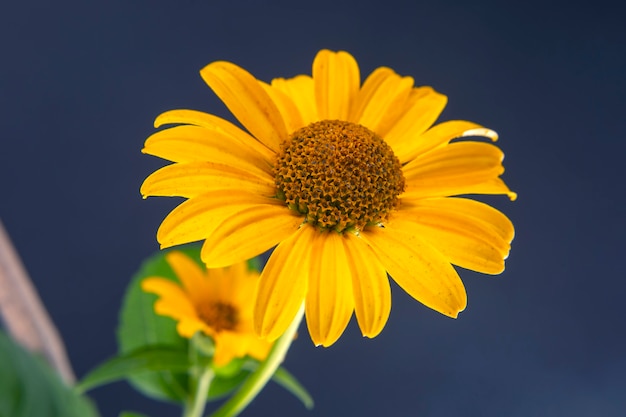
[2,1,625,416]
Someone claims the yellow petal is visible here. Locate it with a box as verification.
[176,317,212,338]
[203,265,236,304]
[305,231,354,347]
[201,203,302,268]
[200,61,288,152]
[403,141,504,179]
[473,179,518,201]
[395,120,499,164]
[348,66,395,122]
[402,142,508,199]
[391,203,512,274]
[271,75,318,126]
[142,125,271,175]
[255,224,316,341]
[141,278,197,319]
[212,331,250,366]
[343,233,391,338]
[209,262,258,309]
[405,197,515,242]
[141,161,275,199]
[154,109,275,163]
[259,80,305,134]
[360,225,467,318]
[245,335,272,362]
[205,262,244,293]
[353,69,414,137]
[156,190,276,249]
[384,87,448,161]
[164,251,209,305]
[313,50,360,120]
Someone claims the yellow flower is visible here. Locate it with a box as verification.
[141,49,516,347]
[141,251,272,366]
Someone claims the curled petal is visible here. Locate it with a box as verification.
[397,120,499,164]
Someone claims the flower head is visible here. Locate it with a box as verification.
[141,50,516,347]
[141,251,271,366]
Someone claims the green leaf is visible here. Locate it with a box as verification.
[212,357,246,378]
[207,370,251,400]
[246,256,263,273]
[272,367,314,409]
[119,412,150,417]
[76,346,193,394]
[116,245,202,403]
[241,360,314,409]
[0,330,99,417]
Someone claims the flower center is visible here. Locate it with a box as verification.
[274,120,405,232]
[197,302,238,332]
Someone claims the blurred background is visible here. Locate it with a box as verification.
[1,0,625,416]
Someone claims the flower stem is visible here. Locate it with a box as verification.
[209,304,305,417]
[184,365,215,417]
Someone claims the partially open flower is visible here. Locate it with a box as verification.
[141,251,271,366]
